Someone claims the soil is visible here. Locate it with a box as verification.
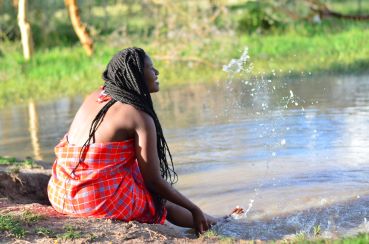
[0,198,196,243]
[0,163,236,243]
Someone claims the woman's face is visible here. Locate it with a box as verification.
[143,55,160,93]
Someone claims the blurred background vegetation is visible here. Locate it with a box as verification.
[0,0,368,106]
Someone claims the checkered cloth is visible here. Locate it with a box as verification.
[47,135,166,224]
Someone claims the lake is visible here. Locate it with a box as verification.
[1,73,369,240]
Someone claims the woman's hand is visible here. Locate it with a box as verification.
[191,207,211,234]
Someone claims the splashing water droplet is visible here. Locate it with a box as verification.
[222,47,250,73]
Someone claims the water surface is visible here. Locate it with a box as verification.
[1,74,369,240]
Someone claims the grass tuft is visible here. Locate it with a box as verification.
[57,225,82,240]
[20,210,44,225]
[0,215,26,238]
[35,227,55,238]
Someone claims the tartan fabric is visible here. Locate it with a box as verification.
[47,135,166,224]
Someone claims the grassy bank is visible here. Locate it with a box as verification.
[1,21,368,108]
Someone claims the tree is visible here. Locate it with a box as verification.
[64,0,93,56]
[17,0,34,60]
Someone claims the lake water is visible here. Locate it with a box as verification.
[1,74,369,240]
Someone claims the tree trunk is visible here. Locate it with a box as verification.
[17,0,33,60]
[65,0,93,56]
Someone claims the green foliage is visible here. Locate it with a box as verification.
[240,25,369,75]
[20,210,44,225]
[0,1,368,109]
[35,227,55,237]
[57,225,82,240]
[203,229,218,238]
[0,215,26,238]
[0,156,18,165]
[236,1,287,34]
[232,0,369,35]
[294,231,308,242]
[0,156,38,169]
[0,156,38,175]
[0,2,19,41]
[328,0,369,15]
[312,225,321,237]
[1,20,369,108]
[339,232,369,244]
[202,230,236,243]
[0,210,52,240]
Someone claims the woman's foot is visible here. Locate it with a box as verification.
[219,206,245,221]
[230,206,245,219]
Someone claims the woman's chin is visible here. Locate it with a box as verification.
[150,86,160,93]
[154,83,160,92]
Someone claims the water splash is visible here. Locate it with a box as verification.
[221,47,311,160]
[212,195,369,240]
[231,199,254,220]
[214,47,345,240]
[222,47,251,74]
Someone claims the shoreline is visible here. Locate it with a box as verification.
[1,157,369,243]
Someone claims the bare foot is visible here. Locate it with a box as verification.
[230,206,245,219]
[213,206,246,226]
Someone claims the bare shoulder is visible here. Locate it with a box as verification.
[108,102,154,130]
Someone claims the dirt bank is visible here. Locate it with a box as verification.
[0,161,237,243]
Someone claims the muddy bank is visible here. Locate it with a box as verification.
[0,198,200,243]
[0,161,234,243]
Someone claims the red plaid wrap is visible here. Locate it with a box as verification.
[47,136,166,224]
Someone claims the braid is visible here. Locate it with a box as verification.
[76,47,177,222]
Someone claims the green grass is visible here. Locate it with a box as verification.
[292,232,369,243]
[339,232,369,244]
[0,215,26,238]
[203,229,369,243]
[0,156,18,165]
[20,210,45,224]
[56,225,82,240]
[202,230,237,243]
[0,212,84,241]
[0,211,368,242]
[244,25,369,75]
[328,0,369,15]
[0,156,38,168]
[35,227,55,238]
[1,20,368,108]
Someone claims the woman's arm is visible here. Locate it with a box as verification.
[134,110,211,233]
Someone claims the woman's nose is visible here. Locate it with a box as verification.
[154,69,159,75]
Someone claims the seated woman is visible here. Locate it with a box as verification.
[47,47,216,234]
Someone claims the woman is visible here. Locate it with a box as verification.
[48,47,216,234]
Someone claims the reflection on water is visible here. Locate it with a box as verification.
[28,100,42,160]
[1,74,369,239]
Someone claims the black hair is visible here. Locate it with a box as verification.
[73,47,177,222]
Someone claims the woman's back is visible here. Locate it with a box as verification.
[48,47,215,232]
[67,89,137,146]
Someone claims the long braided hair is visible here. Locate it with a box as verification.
[74,47,177,222]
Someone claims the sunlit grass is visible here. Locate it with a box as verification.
[0,215,26,238]
[1,22,368,108]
